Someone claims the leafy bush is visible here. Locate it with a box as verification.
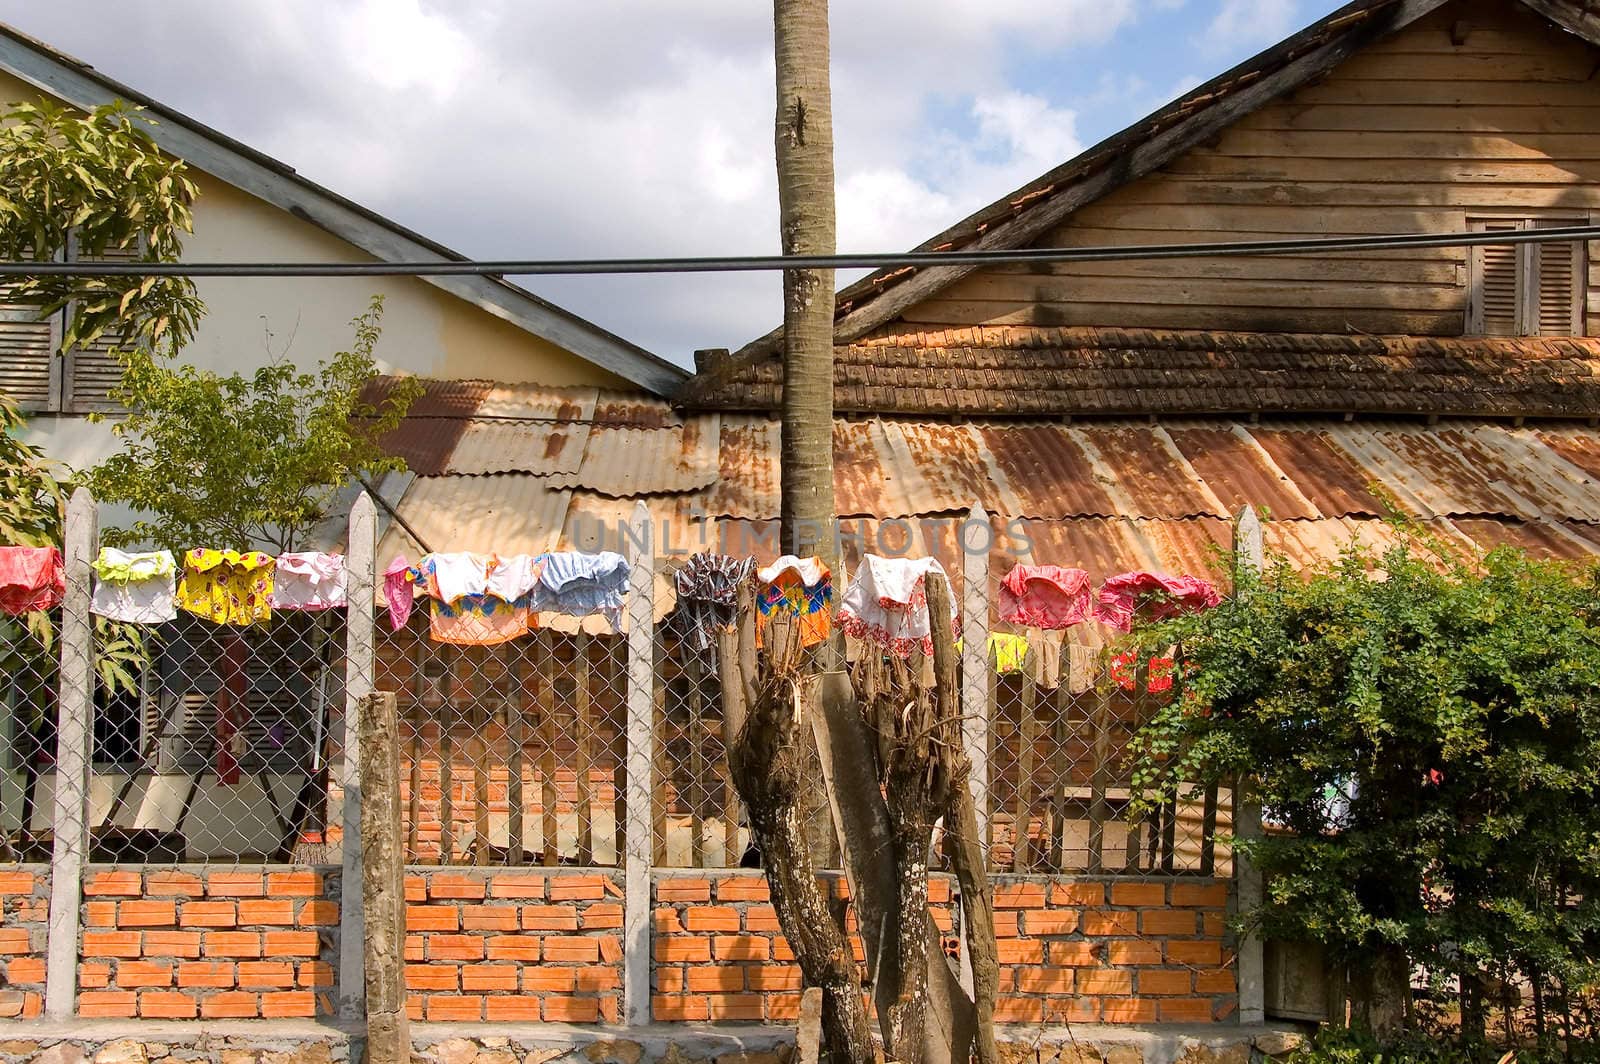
[1127,536,1600,1044]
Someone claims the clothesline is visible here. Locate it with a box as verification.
[0,544,1223,656]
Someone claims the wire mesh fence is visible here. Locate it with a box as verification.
[651,626,746,869]
[0,607,64,861]
[376,618,627,867]
[84,610,349,865]
[984,639,1232,876]
[26,493,1242,876]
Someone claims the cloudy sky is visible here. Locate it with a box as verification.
[3,0,1341,366]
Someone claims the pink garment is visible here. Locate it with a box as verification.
[998,564,1091,630]
[0,546,64,615]
[1094,571,1221,633]
[384,555,418,631]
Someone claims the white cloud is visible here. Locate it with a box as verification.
[0,0,1148,361]
[1202,0,1300,54]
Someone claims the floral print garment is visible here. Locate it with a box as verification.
[755,555,832,649]
[177,549,275,627]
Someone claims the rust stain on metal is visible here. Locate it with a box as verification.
[979,424,1119,518]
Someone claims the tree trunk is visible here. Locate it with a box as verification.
[774,0,837,569]
[1350,944,1411,1041]
[927,577,998,1064]
[730,666,873,1064]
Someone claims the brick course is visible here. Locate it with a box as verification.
[0,866,47,1019]
[65,864,1230,1027]
[402,868,623,1023]
[77,866,339,1019]
[652,871,1233,1026]
[651,870,960,1025]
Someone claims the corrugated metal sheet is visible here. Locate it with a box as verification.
[377,474,572,561]
[549,412,720,497]
[380,406,1600,625]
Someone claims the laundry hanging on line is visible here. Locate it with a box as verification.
[0,546,64,616]
[670,552,756,654]
[176,549,275,627]
[755,555,832,649]
[999,564,1092,630]
[837,554,956,659]
[91,548,177,624]
[269,552,347,611]
[1093,570,1221,633]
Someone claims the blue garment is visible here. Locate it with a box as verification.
[531,551,630,626]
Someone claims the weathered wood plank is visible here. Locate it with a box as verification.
[538,631,560,867]
[1010,678,1037,873]
[943,273,1466,313]
[575,630,595,868]
[901,300,1464,337]
[831,0,1454,343]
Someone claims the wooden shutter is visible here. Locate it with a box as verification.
[63,241,141,413]
[1531,220,1583,336]
[0,281,59,411]
[1471,220,1523,337]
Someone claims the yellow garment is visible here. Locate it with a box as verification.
[177,549,275,626]
[988,633,1030,676]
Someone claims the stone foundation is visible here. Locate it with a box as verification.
[0,1020,1309,1064]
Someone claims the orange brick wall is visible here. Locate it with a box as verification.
[0,866,47,1019]
[651,871,959,1024]
[77,866,338,1020]
[64,865,1231,1027]
[989,875,1235,1024]
[403,868,624,1023]
[653,871,1233,1026]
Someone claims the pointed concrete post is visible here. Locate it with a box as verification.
[959,503,991,854]
[623,502,655,1026]
[1232,505,1266,1025]
[360,691,407,1063]
[340,492,377,1019]
[45,488,95,1020]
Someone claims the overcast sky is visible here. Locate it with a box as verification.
[2,1,1339,366]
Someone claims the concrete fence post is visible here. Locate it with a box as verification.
[340,492,377,1019]
[1232,505,1267,1025]
[959,502,991,852]
[359,691,407,1063]
[45,487,95,1020]
[623,502,655,1026]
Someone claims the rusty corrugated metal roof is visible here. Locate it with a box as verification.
[373,376,1600,622]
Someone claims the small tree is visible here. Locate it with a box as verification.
[87,297,419,554]
[0,99,203,355]
[1127,538,1600,1050]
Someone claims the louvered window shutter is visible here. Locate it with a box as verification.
[1531,220,1583,336]
[1469,217,1587,337]
[1472,220,1523,337]
[63,236,141,413]
[0,279,60,411]
[0,244,62,411]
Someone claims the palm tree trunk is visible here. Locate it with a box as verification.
[774,0,837,569]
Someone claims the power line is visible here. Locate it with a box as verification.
[5,225,1599,277]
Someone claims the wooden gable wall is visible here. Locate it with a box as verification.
[904,0,1600,338]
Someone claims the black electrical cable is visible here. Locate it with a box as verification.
[3,225,1598,277]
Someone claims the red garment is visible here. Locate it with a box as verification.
[0,546,64,615]
[1094,571,1221,632]
[998,564,1091,630]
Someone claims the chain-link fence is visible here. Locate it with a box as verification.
[84,609,350,865]
[34,493,1240,876]
[376,617,627,867]
[0,607,63,861]
[651,625,745,869]
[984,638,1232,876]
